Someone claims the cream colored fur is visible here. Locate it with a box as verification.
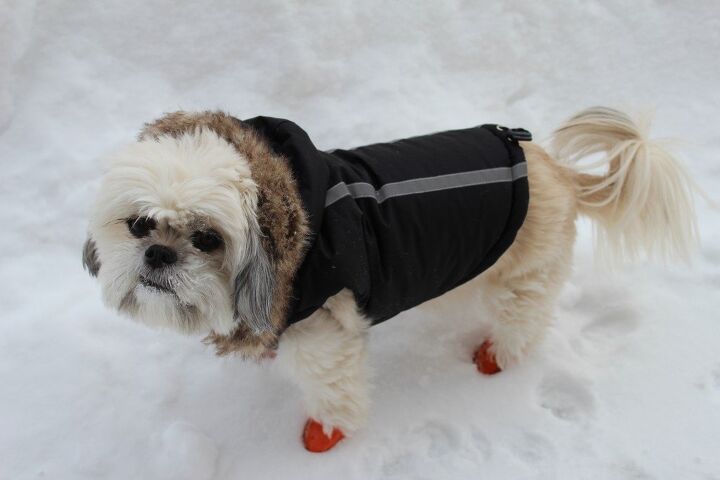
[276,289,371,436]
[90,128,259,335]
[553,107,699,262]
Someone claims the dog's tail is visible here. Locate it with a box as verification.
[551,107,699,262]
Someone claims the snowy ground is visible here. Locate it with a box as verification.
[2,1,720,479]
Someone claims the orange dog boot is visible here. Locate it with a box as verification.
[303,419,345,452]
[473,340,501,375]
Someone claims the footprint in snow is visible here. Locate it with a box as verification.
[581,304,639,339]
[611,459,656,479]
[470,429,493,461]
[510,431,556,465]
[151,421,218,480]
[380,421,492,477]
[537,372,595,421]
[422,421,463,456]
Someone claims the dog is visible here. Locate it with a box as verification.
[82,107,698,452]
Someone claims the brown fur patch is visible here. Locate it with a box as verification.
[140,111,309,358]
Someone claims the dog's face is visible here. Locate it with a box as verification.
[83,127,275,336]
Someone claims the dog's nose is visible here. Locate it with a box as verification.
[144,244,177,269]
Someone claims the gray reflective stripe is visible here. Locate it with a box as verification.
[324,162,527,207]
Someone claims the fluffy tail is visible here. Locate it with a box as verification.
[552,107,699,262]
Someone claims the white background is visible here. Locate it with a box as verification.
[1,1,719,479]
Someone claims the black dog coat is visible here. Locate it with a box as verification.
[244,117,530,327]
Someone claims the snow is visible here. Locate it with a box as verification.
[1,1,719,478]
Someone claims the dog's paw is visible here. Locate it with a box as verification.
[303,418,345,452]
[473,340,502,375]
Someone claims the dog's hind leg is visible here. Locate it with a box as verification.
[475,258,572,374]
[276,289,371,452]
[474,142,578,374]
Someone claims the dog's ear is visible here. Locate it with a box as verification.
[233,234,275,335]
[82,236,101,277]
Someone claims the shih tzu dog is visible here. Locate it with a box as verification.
[83,108,697,452]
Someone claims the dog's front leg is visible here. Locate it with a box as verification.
[276,289,370,452]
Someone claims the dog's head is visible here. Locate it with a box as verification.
[83,122,277,338]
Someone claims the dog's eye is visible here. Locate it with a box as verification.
[126,216,156,238]
[191,229,223,253]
